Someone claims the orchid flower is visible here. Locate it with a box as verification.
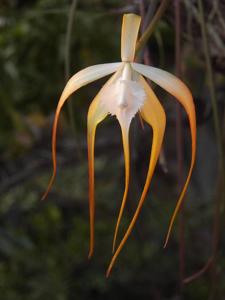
[43,14,196,276]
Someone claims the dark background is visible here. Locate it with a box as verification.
[0,0,225,299]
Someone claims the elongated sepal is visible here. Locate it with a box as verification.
[121,14,141,62]
[87,95,108,258]
[112,123,130,253]
[87,69,122,257]
[41,63,121,200]
[131,63,196,247]
[106,77,166,277]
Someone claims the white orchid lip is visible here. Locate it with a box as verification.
[99,63,146,129]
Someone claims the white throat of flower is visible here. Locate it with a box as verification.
[100,63,146,129]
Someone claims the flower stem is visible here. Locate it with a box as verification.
[174,0,185,289]
[65,0,82,157]
[65,0,77,120]
[135,0,171,55]
[197,0,224,165]
[197,0,225,296]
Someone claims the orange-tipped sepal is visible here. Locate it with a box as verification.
[163,82,196,247]
[112,123,130,253]
[86,68,122,257]
[131,63,196,247]
[87,95,108,257]
[106,77,166,276]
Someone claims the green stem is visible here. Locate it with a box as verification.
[65,0,82,158]
[174,0,185,289]
[65,0,78,129]
[198,0,225,231]
[197,0,224,167]
[135,0,171,55]
[198,0,225,297]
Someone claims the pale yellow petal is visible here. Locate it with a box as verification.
[112,122,130,253]
[87,94,108,258]
[87,68,123,257]
[121,14,141,62]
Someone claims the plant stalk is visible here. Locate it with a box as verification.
[65,0,82,158]
[65,0,77,120]
[197,0,225,297]
[174,0,185,289]
[135,0,171,55]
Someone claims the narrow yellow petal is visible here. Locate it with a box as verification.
[112,123,130,253]
[106,77,166,277]
[87,68,123,257]
[121,14,141,62]
[87,95,108,258]
[131,63,196,247]
[41,63,121,200]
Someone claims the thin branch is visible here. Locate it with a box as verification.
[183,257,213,284]
[143,0,159,30]
[65,0,78,82]
[65,0,77,118]
[174,0,185,288]
[135,0,170,54]
[64,0,82,157]
[184,0,225,55]
[197,0,225,215]
[189,0,225,295]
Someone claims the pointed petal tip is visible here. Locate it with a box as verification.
[106,267,112,278]
[163,220,174,248]
[41,190,47,201]
[88,250,93,259]
[163,239,168,249]
[41,173,56,201]
[41,194,47,201]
